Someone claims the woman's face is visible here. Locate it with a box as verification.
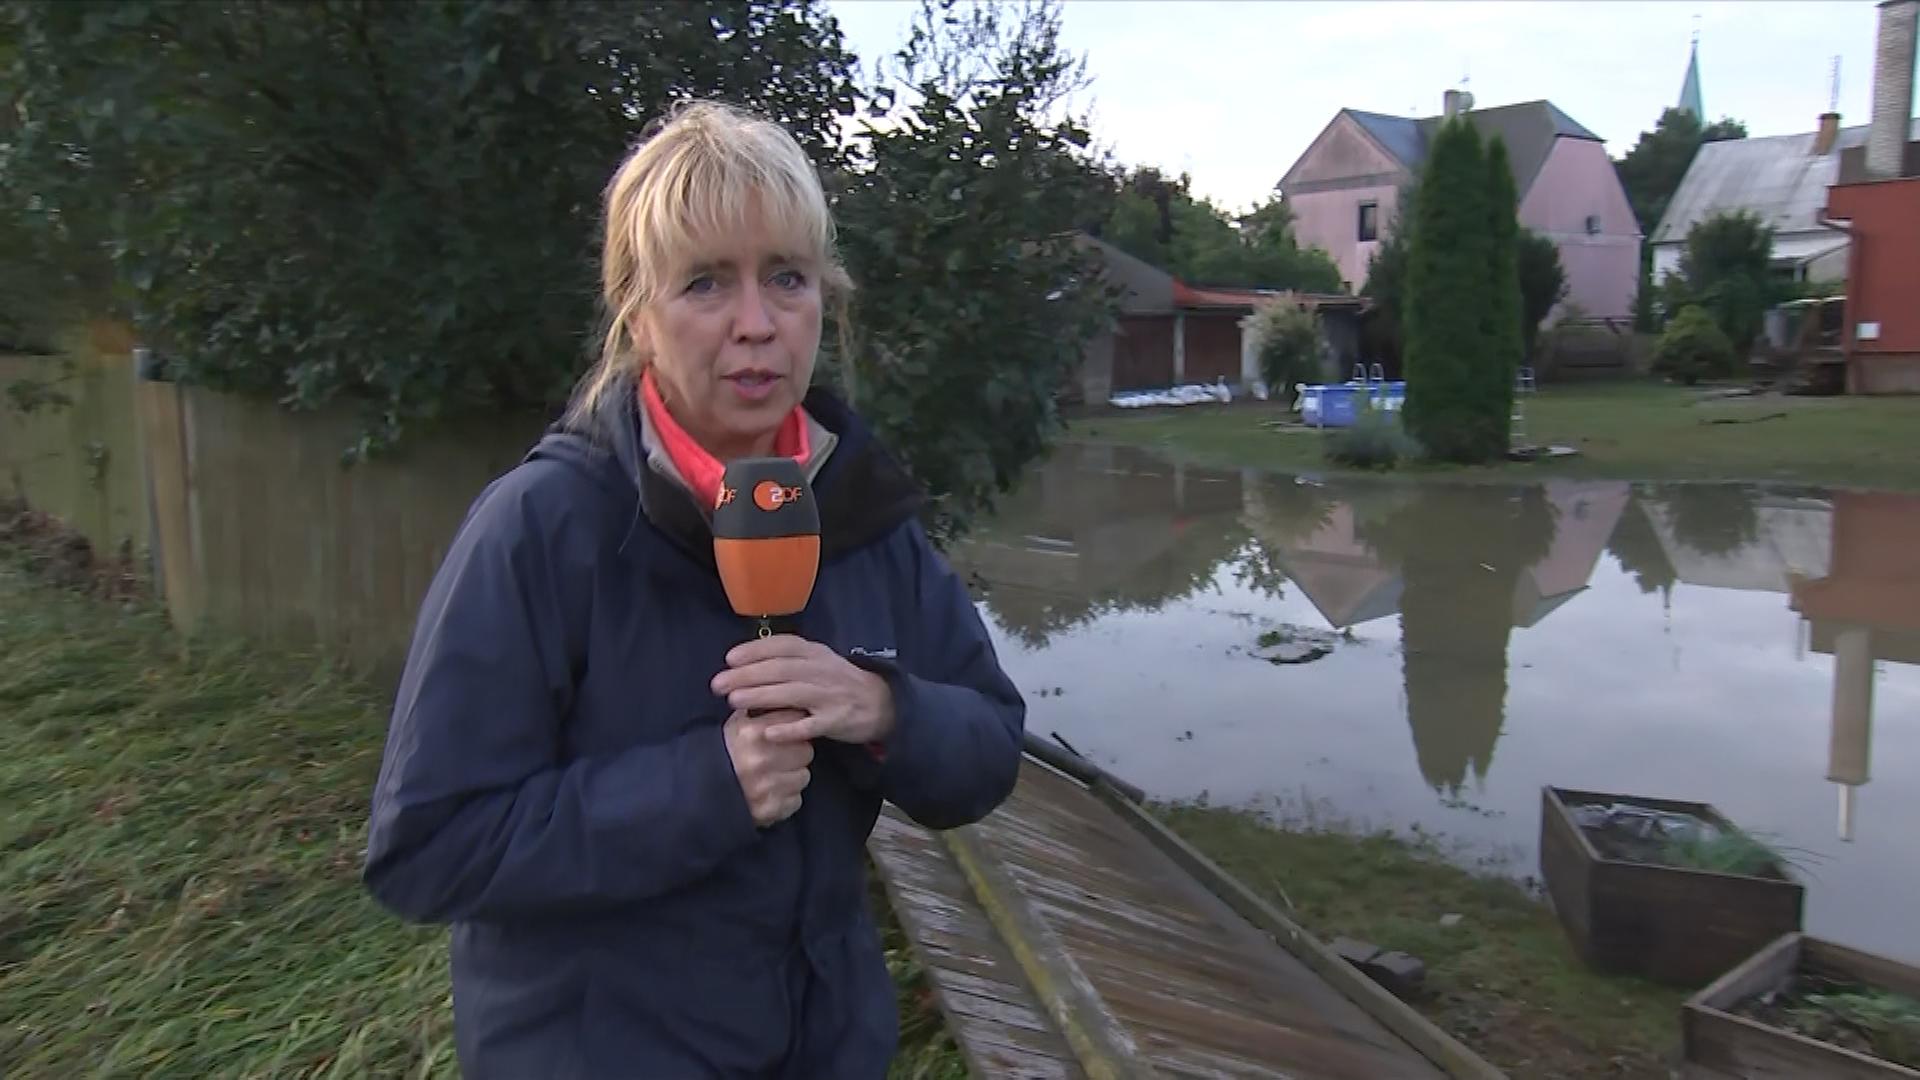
[641,216,822,462]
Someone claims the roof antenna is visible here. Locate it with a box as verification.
[1829,54,1842,114]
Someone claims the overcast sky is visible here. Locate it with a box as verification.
[824,0,1893,212]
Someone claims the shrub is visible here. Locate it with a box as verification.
[1662,210,1776,360]
[1251,298,1322,394]
[1324,406,1421,470]
[1654,306,1734,385]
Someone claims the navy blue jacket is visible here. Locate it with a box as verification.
[362,380,1026,1078]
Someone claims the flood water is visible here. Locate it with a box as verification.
[951,442,1920,964]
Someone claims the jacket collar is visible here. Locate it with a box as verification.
[568,373,925,570]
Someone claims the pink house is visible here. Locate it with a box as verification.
[1278,94,1642,322]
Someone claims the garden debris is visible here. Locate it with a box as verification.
[1332,936,1428,1000]
[0,497,144,600]
[1702,412,1788,426]
[1251,624,1345,665]
[1507,443,1581,461]
[1733,972,1920,1068]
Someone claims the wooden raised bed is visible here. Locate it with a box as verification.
[1684,932,1920,1079]
[1540,786,1804,986]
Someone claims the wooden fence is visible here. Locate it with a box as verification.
[2,331,544,679]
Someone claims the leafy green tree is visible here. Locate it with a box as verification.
[1104,186,1172,269]
[1663,210,1775,363]
[1099,171,1342,292]
[1359,184,1414,369]
[1517,229,1568,363]
[2,0,1119,538]
[1404,119,1513,463]
[1615,107,1749,234]
[1,0,857,457]
[835,0,1117,538]
[1237,197,1344,293]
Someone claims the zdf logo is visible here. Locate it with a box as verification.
[753,480,804,512]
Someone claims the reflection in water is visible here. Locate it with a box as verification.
[953,443,1920,960]
[964,445,1256,648]
[1788,493,1920,841]
[1604,498,1677,599]
[1657,484,1763,558]
[1364,488,1559,793]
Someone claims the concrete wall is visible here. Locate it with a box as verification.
[1077,328,1115,405]
[1289,184,1401,293]
[1807,244,1851,283]
[1651,242,1683,283]
[1282,114,1410,292]
[1519,139,1641,321]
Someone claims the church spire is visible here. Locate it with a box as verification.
[1678,25,1704,119]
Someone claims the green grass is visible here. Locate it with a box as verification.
[1657,831,1787,878]
[1158,805,1684,1079]
[1076,381,1920,490]
[0,557,963,1079]
[1795,988,1920,1066]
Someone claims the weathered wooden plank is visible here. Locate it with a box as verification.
[942,824,1154,1080]
[942,987,1065,1035]
[869,806,1086,1080]
[874,758,1504,1080]
[1089,780,1501,1080]
[1806,937,1920,1000]
[1688,932,1801,1012]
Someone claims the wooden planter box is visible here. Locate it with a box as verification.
[1540,786,1804,986]
[1684,932,1920,1079]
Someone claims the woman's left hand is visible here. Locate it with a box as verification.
[711,635,897,746]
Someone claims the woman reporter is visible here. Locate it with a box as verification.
[361,100,1025,1078]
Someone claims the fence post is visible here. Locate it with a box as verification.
[132,350,201,632]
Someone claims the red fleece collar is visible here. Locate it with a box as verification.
[639,369,810,510]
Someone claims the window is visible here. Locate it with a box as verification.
[1358,201,1379,242]
[1584,214,1601,236]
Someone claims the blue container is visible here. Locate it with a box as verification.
[1299,380,1406,427]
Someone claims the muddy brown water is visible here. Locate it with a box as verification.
[950,442,1920,965]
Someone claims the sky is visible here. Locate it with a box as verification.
[823,0,1892,212]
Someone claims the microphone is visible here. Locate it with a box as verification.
[712,457,820,639]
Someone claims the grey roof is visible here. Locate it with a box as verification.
[1346,101,1604,195]
[1652,120,1920,245]
[1347,111,1426,170]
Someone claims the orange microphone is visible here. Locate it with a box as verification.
[712,457,820,639]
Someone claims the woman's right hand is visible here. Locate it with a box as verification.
[723,709,813,827]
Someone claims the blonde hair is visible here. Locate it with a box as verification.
[566,100,853,429]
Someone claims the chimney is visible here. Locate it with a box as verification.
[1866,0,1918,179]
[1443,89,1475,119]
[1814,112,1843,155]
